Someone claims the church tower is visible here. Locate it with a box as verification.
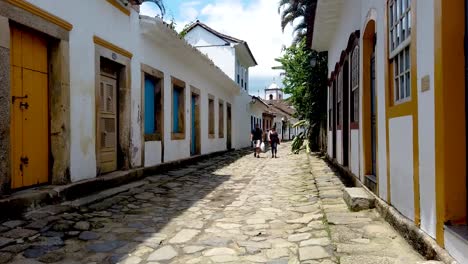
[264,80,283,101]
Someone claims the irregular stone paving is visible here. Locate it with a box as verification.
[0,143,436,263]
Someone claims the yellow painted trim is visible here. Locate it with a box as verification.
[362,19,376,183]
[6,0,73,31]
[434,0,467,247]
[93,36,133,58]
[105,0,131,16]
[410,0,420,227]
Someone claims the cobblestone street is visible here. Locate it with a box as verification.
[1,143,430,264]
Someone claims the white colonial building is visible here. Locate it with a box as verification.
[184,20,257,92]
[0,0,257,196]
[312,0,468,262]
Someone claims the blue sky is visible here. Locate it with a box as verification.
[141,0,295,96]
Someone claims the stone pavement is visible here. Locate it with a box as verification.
[0,143,436,264]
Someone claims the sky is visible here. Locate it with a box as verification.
[140,0,295,96]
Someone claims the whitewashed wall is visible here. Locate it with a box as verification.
[233,92,255,149]
[416,0,436,238]
[24,0,244,182]
[185,27,236,80]
[26,0,140,182]
[138,29,235,163]
[336,130,343,164]
[389,116,415,221]
[350,130,360,177]
[327,131,333,157]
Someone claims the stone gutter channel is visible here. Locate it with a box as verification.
[315,153,458,264]
[0,149,232,221]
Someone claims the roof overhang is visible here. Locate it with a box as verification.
[235,43,258,67]
[140,16,240,96]
[251,96,269,109]
[311,0,344,52]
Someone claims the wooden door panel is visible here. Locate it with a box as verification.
[10,66,23,189]
[22,69,49,186]
[10,27,22,68]
[20,27,48,73]
[98,76,117,173]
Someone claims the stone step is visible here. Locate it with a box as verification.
[343,187,375,212]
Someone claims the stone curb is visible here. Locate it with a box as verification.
[319,153,459,264]
[0,149,233,220]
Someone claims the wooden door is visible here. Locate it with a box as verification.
[370,51,377,176]
[10,25,49,189]
[98,75,118,173]
[227,105,232,150]
[190,93,200,156]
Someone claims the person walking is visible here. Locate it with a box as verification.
[251,124,263,158]
[269,126,280,158]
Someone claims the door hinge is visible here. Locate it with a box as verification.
[12,95,28,103]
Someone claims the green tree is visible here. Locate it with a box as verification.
[276,39,328,151]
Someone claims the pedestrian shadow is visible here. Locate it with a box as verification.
[6,149,253,263]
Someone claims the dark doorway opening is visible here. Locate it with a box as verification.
[343,60,350,167]
[332,81,337,159]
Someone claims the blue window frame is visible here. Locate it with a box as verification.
[144,76,156,135]
[171,77,186,139]
[173,88,181,133]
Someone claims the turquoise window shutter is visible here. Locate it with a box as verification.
[173,88,179,133]
[144,77,155,135]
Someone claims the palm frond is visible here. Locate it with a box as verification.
[142,0,166,16]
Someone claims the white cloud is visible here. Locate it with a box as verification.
[194,0,294,80]
[140,2,163,17]
[180,1,201,22]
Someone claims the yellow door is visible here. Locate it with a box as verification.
[98,75,118,173]
[10,25,49,189]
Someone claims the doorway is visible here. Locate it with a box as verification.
[343,60,350,167]
[97,58,121,174]
[10,24,49,189]
[190,92,201,156]
[227,104,232,150]
[332,81,337,159]
[370,50,377,177]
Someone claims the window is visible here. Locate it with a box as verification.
[350,46,360,124]
[389,0,411,103]
[219,100,224,138]
[171,77,185,139]
[144,72,163,141]
[208,95,215,137]
[269,94,273,100]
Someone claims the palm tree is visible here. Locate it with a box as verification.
[278,0,316,48]
[140,0,166,16]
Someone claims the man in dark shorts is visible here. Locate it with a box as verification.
[269,126,280,158]
[250,124,263,158]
